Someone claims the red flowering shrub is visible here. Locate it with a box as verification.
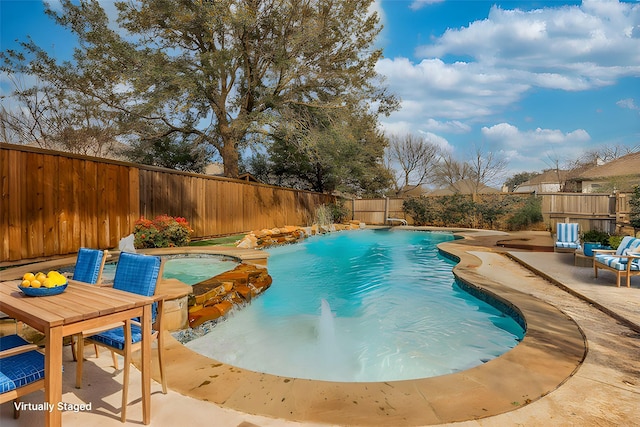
[133,215,193,248]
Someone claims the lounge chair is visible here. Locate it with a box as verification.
[554,223,581,252]
[593,236,640,287]
[0,334,45,419]
[70,248,109,361]
[75,252,167,423]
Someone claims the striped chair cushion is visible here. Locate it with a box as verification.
[555,223,580,249]
[556,241,581,249]
[614,236,636,256]
[0,335,45,393]
[594,254,640,271]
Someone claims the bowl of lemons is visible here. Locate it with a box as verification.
[18,271,68,296]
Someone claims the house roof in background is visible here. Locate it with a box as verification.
[520,169,569,186]
[578,151,640,180]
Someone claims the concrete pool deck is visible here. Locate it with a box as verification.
[1,229,638,426]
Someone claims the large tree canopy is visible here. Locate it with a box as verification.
[245,101,393,196]
[2,0,397,180]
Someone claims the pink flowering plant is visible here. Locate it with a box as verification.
[133,215,193,248]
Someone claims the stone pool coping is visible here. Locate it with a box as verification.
[148,230,587,426]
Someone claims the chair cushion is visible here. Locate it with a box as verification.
[0,335,45,392]
[0,371,15,393]
[73,248,104,284]
[556,223,579,243]
[615,236,636,256]
[89,324,157,351]
[113,252,161,297]
[555,242,581,249]
[595,254,640,271]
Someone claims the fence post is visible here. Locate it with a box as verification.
[384,197,389,224]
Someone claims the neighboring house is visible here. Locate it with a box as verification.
[204,163,225,176]
[514,169,569,193]
[428,179,500,196]
[573,151,640,193]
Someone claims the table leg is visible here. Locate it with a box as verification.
[141,304,151,424]
[45,325,63,427]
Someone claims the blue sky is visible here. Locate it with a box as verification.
[1,0,639,178]
[375,0,640,176]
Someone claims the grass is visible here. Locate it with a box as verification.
[189,234,246,247]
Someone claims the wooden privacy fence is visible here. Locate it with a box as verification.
[350,198,405,225]
[1,144,334,262]
[351,193,633,234]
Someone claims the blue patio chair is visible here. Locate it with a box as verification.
[554,223,581,252]
[70,248,109,361]
[0,334,45,419]
[75,252,167,423]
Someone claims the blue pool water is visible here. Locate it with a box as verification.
[186,229,525,382]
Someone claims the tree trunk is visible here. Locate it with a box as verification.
[220,139,239,178]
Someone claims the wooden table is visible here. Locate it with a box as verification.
[0,279,155,427]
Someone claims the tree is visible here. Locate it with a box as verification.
[432,153,471,188]
[245,104,393,195]
[386,134,440,194]
[0,75,120,157]
[467,144,507,197]
[2,0,397,178]
[121,135,213,173]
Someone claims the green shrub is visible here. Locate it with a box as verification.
[403,197,436,226]
[134,215,193,248]
[607,235,626,250]
[507,196,543,230]
[327,201,350,223]
[581,229,610,246]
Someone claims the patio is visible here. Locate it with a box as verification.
[1,230,638,426]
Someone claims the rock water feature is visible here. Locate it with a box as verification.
[187,264,273,328]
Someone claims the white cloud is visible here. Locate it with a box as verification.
[481,123,591,150]
[410,0,445,11]
[415,1,640,89]
[417,130,453,152]
[376,58,529,121]
[616,98,639,110]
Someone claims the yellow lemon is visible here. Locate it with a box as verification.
[35,272,47,283]
[47,270,60,278]
[43,278,56,288]
[23,272,35,281]
[21,279,31,288]
[30,279,42,288]
[54,275,67,286]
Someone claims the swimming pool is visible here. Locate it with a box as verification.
[186,229,525,382]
